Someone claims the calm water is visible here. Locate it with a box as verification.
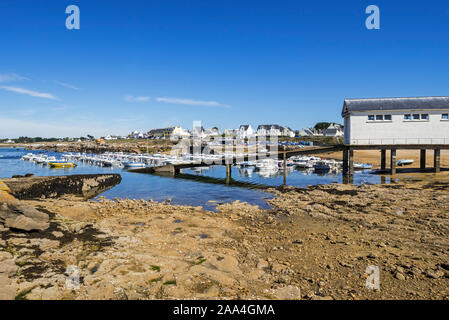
[0,147,388,210]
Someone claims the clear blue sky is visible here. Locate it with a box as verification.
[1,0,449,138]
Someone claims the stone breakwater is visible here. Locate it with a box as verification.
[1,179,449,300]
[2,174,122,200]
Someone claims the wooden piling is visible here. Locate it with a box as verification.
[381,149,386,171]
[434,148,440,173]
[342,147,349,175]
[283,152,287,185]
[390,148,397,175]
[420,149,426,170]
[348,148,354,175]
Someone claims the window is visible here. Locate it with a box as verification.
[413,114,420,120]
[368,115,374,121]
[384,114,392,121]
[376,115,383,121]
[442,114,448,120]
[421,114,429,120]
[404,114,411,120]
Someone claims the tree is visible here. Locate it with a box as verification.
[87,135,94,140]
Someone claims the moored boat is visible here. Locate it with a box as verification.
[49,162,76,168]
[396,159,414,166]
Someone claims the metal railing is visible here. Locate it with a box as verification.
[348,138,449,145]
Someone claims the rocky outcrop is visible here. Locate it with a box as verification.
[2,174,121,200]
[0,202,49,231]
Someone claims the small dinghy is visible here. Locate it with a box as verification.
[397,159,414,166]
[354,163,372,170]
[49,162,76,168]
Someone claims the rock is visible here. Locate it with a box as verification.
[0,286,16,300]
[41,286,61,300]
[113,287,128,300]
[256,259,269,270]
[0,259,18,276]
[0,252,13,262]
[312,295,334,300]
[395,272,405,280]
[39,239,60,251]
[274,285,301,300]
[0,202,49,231]
[426,270,444,279]
[52,231,64,238]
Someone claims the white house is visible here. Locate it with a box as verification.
[283,127,295,138]
[342,96,449,145]
[237,125,255,139]
[256,124,284,137]
[130,130,145,139]
[172,126,190,139]
[323,124,344,137]
[298,127,319,137]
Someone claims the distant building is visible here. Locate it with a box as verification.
[172,127,190,139]
[130,130,145,139]
[223,128,237,137]
[237,125,255,139]
[204,127,220,137]
[323,124,344,137]
[256,124,294,137]
[192,125,205,139]
[298,127,320,137]
[104,135,122,140]
[148,127,175,139]
[256,124,283,137]
[342,96,449,144]
[283,126,295,138]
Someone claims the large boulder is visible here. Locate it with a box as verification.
[0,202,49,231]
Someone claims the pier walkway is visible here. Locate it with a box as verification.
[128,145,344,184]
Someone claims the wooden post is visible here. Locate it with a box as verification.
[226,164,232,184]
[283,152,287,185]
[434,148,440,173]
[381,149,386,171]
[420,149,426,170]
[390,148,397,175]
[348,148,354,176]
[342,147,349,175]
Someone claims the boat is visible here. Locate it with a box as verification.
[313,161,331,172]
[353,162,373,170]
[397,159,414,166]
[122,162,146,168]
[49,162,76,168]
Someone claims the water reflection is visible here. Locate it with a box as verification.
[1,147,388,210]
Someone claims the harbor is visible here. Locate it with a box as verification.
[1,147,384,210]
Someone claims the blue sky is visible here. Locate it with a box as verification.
[1,0,449,138]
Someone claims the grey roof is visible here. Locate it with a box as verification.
[342,96,449,117]
[257,124,283,130]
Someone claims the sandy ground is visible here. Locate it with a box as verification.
[1,179,449,300]
[317,149,449,169]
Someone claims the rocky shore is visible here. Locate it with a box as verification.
[1,140,175,154]
[1,177,449,300]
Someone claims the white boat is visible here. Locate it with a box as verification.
[397,159,414,166]
[294,159,314,168]
[353,162,373,170]
[122,162,146,168]
[255,159,278,172]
